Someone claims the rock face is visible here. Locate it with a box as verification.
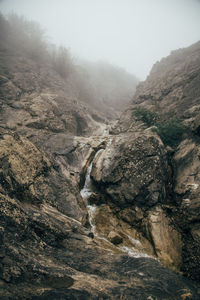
[0,128,85,221]
[133,41,200,118]
[91,131,169,208]
[0,68,104,147]
[90,131,182,270]
[114,41,200,134]
[106,41,200,281]
[172,139,200,280]
[1,129,199,299]
[1,16,200,298]
[145,206,182,271]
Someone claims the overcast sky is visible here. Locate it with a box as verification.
[1,0,200,80]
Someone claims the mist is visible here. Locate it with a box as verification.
[1,0,200,80]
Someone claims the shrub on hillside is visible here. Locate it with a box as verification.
[132,107,187,147]
[132,107,159,126]
[8,13,47,61]
[50,46,74,79]
[153,118,187,147]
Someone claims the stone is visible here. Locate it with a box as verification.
[144,206,182,271]
[108,231,123,245]
[0,129,85,222]
[91,131,169,208]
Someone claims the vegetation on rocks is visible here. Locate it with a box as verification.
[132,106,159,126]
[132,106,187,147]
[153,118,187,147]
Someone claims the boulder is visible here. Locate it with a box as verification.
[108,231,123,245]
[91,131,170,208]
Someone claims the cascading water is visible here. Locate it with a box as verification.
[80,148,153,259]
[80,162,94,199]
[80,151,101,236]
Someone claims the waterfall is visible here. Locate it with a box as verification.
[80,149,153,259]
[80,162,94,199]
[80,150,100,236]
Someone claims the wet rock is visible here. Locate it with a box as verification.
[108,231,123,245]
[89,204,155,257]
[144,206,182,271]
[87,192,104,206]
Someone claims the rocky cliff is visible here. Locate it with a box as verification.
[1,13,200,299]
[1,128,200,299]
[105,41,200,281]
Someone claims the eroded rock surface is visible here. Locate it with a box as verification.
[1,130,199,299]
[172,139,200,280]
[1,19,200,298]
[102,41,200,283]
[91,131,170,208]
[0,129,85,221]
[89,131,183,270]
[88,41,200,281]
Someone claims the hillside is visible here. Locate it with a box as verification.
[110,40,200,281]
[115,41,200,133]
[1,12,200,299]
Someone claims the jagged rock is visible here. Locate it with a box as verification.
[133,42,200,118]
[114,41,200,134]
[172,138,200,280]
[91,132,170,208]
[108,40,200,282]
[0,52,109,167]
[1,173,199,299]
[90,130,185,269]
[144,206,182,271]
[173,139,200,202]
[89,204,155,257]
[118,206,144,226]
[1,16,200,297]
[0,128,85,221]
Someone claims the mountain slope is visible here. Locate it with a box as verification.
[1,12,200,299]
[107,40,200,281]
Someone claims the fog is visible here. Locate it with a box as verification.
[1,0,200,80]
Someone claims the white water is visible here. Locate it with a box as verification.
[80,151,100,236]
[127,234,141,246]
[103,128,109,136]
[80,149,152,259]
[119,246,151,258]
[87,204,97,234]
[80,162,94,199]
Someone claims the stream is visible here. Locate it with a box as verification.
[80,149,152,259]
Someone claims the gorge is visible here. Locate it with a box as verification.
[0,12,200,300]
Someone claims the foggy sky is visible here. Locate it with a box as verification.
[1,0,200,80]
